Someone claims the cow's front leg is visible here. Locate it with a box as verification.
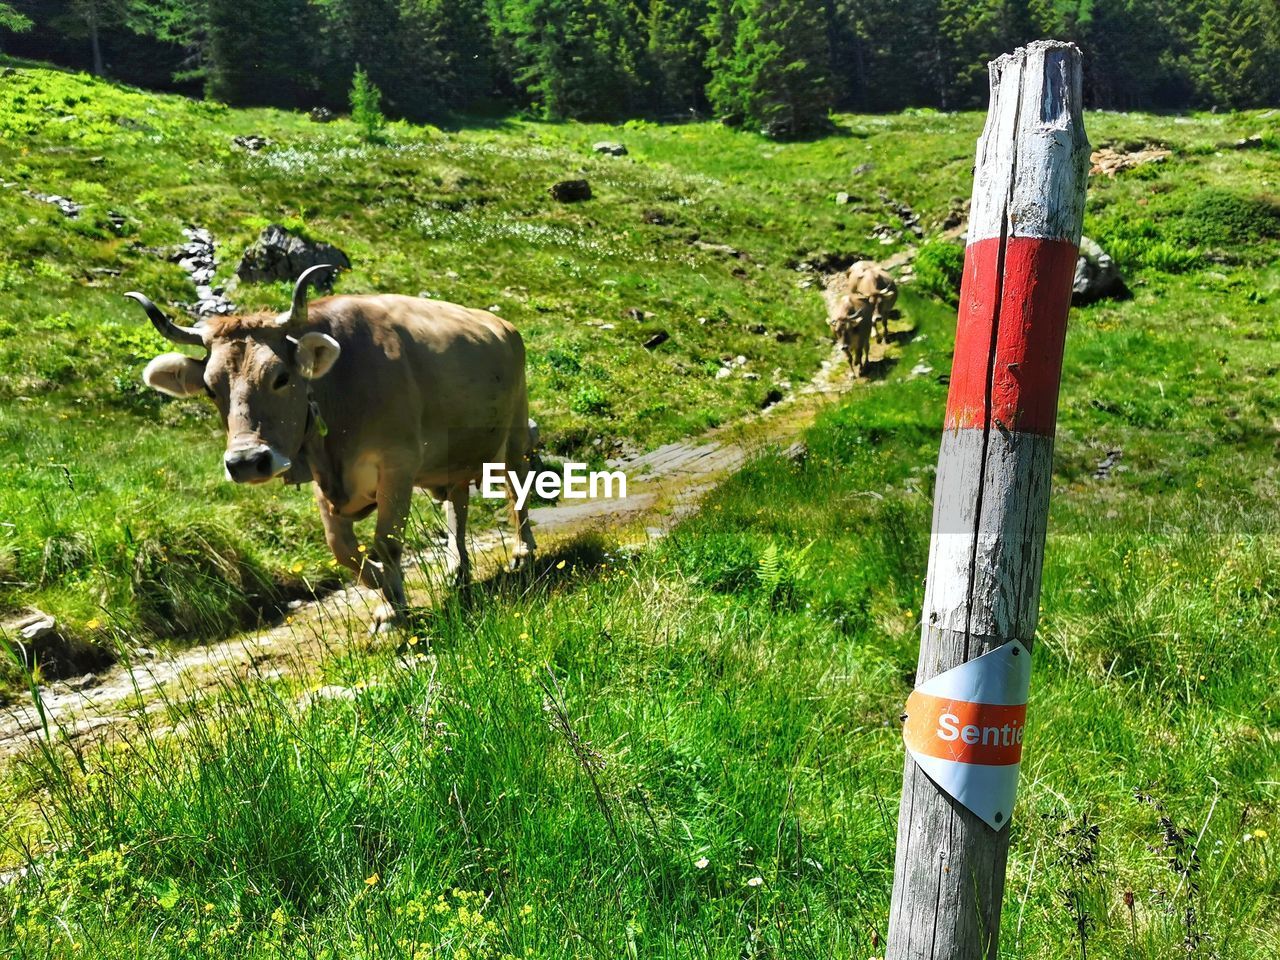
[370,472,414,628]
[315,487,379,590]
[442,483,471,588]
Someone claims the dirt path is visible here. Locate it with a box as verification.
[0,332,907,760]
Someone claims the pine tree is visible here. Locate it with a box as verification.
[0,2,31,35]
[1193,0,1277,108]
[125,0,208,83]
[646,0,710,115]
[398,0,495,113]
[496,0,644,119]
[706,0,833,138]
[205,0,313,106]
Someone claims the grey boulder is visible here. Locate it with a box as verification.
[236,225,351,287]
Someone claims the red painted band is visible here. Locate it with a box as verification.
[944,236,1078,435]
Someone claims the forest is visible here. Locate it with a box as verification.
[2,0,1278,139]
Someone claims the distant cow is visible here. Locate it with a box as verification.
[823,291,875,376]
[822,260,899,375]
[128,266,537,628]
[841,260,898,343]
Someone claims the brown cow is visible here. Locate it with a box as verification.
[824,293,875,375]
[822,260,899,375]
[842,260,898,343]
[128,266,537,628]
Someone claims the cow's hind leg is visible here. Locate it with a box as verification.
[443,484,471,589]
[369,472,414,630]
[504,428,537,572]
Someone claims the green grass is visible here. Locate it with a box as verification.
[3,285,1277,957]
[2,60,1278,650]
[1,61,1279,957]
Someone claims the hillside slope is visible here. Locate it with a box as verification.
[1,59,1278,662]
[0,62,1278,959]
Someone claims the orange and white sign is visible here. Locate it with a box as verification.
[902,640,1031,830]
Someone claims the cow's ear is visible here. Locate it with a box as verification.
[143,353,207,398]
[294,332,341,380]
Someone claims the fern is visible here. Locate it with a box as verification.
[755,540,814,607]
[756,542,783,596]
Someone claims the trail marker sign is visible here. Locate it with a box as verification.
[901,640,1031,830]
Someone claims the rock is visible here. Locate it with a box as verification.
[1,608,115,681]
[171,226,238,316]
[835,192,852,205]
[1089,145,1171,177]
[784,441,808,464]
[746,323,767,335]
[1093,448,1123,480]
[693,240,741,258]
[309,107,336,123]
[236,224,351,287]
[14,611,58,644]
[642,330,670,350]
[1072,236,1128,305]
[715,366,732,380]
[550,179,592,202]
[57,673,100,693]
[107,211,127,236]
[852,162,874,176]
[624,307,646,321]
[742,372,761,381]
[24,190,81,218]
[231,134,273,151]
[593,141,627,156]
[641,209,669,225]
[1232,134,1264,150]
[759,388,784,410]
[910,362,934,378]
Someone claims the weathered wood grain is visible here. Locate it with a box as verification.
[885,40,1089,960]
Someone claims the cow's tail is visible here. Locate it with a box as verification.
[528,418,540,453]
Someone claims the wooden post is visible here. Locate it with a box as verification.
[886,41,1089,959]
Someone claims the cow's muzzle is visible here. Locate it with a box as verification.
[224,445,292,484]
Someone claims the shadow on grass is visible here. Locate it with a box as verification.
[400,533,617,644]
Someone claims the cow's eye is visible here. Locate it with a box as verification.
[273,371,290,390]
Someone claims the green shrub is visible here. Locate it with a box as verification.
[1107,236,1203,274]
[1177,189,1280,246]
[913,241,965,304]
[569,383,610,415]
[349,65,386,142]
[131,521,277,640]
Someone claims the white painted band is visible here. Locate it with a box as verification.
[967,41,1090,245]
[922,429,1055,638]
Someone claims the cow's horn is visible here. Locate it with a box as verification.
[284,264,336,331]
[124,292,204,347]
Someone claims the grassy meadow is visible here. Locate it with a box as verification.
[1,59,1279,958]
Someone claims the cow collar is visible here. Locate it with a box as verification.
[284,387,350,509]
